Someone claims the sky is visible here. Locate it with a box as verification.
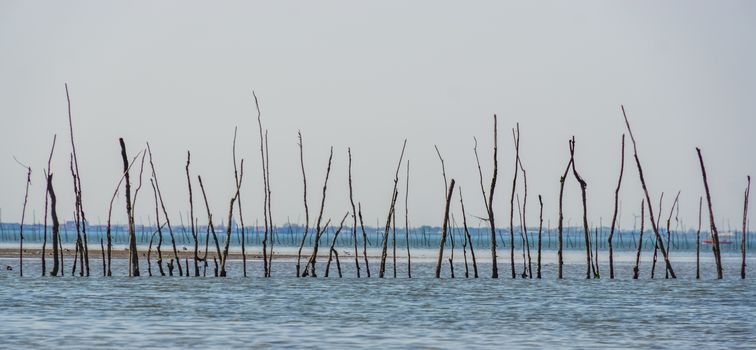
[0,1,754,232]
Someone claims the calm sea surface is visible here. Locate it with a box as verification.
[1,251,754,349]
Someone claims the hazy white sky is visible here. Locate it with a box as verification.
[1,1,754,231]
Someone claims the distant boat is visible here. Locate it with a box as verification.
[703,231,735,245]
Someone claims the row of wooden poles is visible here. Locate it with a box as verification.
[12,86,752,279]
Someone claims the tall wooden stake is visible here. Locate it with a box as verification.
[435,179,456,278]
[632,199,645,279]
[608,134,625,279]
[295,131,310,277]
[119,138,139,276]
[741,176,750,279]
[379,140,406,278]
[696,147,723,279]
[622,105,676,278]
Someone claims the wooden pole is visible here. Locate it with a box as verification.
[295,131,310,277]
[47,173,60,277]
[264,131,274,276]
[459,188,478,278]
[741,176,750,279]
[348,148,361,277]
[633,199,645,279]
[608,134,625,279]
[621,105,676,278]
[696,196,702,279]
[253,91,271,277]
[16,161,31,277]
[509,124,520,279]
[65,84,90,276]
[120,138,139,276]
[473,114,499,278]
[665,191,681,279]
[569,137,593,279]
[379,140,407,278]
[220,159,243,277]
[150,179,165,276]
[537,195,543,279]
[518,151,531,278]
[146,143,183,276]
[68,156,84,277]
[557,143,573,279]
[197,175,223,273]
[305,147,334,277]
[392,205,397,278]
[325,212,349,277]
[740,175,751,279]
[185,151,199,276]
[230,129,247,278]
[651,193,664,279]
[435,179,456,278]
[404,159,411,278]
[41,135,56,276]
[696,147,723,279]
[516,195,527,278]
[358,203,370,277]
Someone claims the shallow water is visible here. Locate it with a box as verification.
[1,252,754,349]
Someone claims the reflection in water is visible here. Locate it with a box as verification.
[0,254,754,349]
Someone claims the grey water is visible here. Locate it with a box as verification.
[1,251,755,349]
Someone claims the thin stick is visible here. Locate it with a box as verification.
[404,159,411,278]
[42,135,56,276]
[742,176,750,279]
[65,84,90,276]
[253,91,270,277]
[608,134,625,279]
[392,205,397,278]
[473,115,499,278]
[650,193,664,278]
[48,172,60,277]
[120,138,139,276]
[147,142,183,276]
[516,194,527,278]
[379,140,407,278]
[633,199,645,279]
[106,151,141,276]
[557,141,573,279]
[305,147,334,277]
[231,128,247,278]
[696,196,702,279]
[348,148,361,277]
[459,188,478,278]
[569,137,594,279]
[358,203,370,277]
[264,131,274,276]
[622,105,676,278]
[509,124,520,278]
[518,148,531,279]
[665,191,681,279]
[696,147,723,279]
[150,179,165,276]
[100,238,105,276]
[325,212,349,277]
[488,116,499,279]
[68,156,83,276]
[295,131,309,277]
[186,151,199,276]
[147,232,154,276]
[16,161,31,277]
[220,159,243,277]
[197,175,223,271]
[435,179,456,278]
[537,195,543,279]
